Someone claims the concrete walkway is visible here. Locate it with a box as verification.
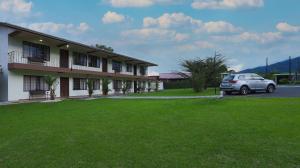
[108,95,222,99]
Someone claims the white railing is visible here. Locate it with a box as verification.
[8,50,60,68]
[7,51,150,76]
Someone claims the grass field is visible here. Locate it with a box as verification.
[129,88,219,96]
[0,98,300,167]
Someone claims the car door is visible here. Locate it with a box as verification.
[253,75,266,90]
[246,74,257,90]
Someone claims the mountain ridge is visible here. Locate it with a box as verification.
[240,56,300,73]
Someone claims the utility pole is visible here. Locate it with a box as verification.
[265,57,269,75]
[289,56,292,82]
[295,57,300,81]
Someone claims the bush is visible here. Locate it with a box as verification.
[279,78,289,84]
[164,80,191,89]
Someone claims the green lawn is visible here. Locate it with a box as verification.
[129,88,219,96]
[0,98,300,167]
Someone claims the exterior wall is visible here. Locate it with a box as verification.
[0,26,14,101]
[69,77,101,97]
[8,36,61,68]
[7,71,60,101]
[1,27,154,101]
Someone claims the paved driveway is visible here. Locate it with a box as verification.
[226,86,300,98]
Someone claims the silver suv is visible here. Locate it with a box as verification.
[220,73,276,95]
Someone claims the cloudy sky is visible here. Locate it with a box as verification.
[1,0,300,73]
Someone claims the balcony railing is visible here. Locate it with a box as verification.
[8,50,60,68]
[8,51,151,78]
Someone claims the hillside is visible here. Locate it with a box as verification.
[240,56,300,73]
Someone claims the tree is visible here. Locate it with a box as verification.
[94,44,114,53]
[86,79,94,97]
[102,78,111,95]
[181,59,206,92]
[204,53,227,89]
[181,53,227,92]
[44,75,58,100]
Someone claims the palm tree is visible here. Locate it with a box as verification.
[181,53,227,92]
[181,59,206,92]
[102,78,111,95]
[44,75,57,100]
[87,79,94,97]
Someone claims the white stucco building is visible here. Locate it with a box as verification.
[0,22,158,102]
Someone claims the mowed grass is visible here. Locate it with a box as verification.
[0,98,300,167]
[129,88,219,96]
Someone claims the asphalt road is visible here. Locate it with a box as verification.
[225,86,300,98]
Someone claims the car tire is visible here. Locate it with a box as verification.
[240,86,249,95]
[266,85,275,93]
[225,91,232,95]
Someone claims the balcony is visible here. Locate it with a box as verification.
[8,51,155,81]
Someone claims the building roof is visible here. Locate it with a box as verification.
[159,72,191,80]
[0,22,157,67]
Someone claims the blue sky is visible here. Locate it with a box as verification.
[1,0,300,74]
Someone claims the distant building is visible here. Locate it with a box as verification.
[155,72,191,89]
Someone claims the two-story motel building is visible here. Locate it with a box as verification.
[0,22,157,102]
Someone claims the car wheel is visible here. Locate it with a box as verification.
[240,86,249,95]
[266,85,275,93]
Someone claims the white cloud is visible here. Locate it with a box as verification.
[229,64,244,72]
[122,28,188,42]
[174,33,190,42]
[143,13,239,34]
[213,32,282,44]
[199,21,241,33]
[143,13,202,28]
[178,41,214,51]
[192,0,264,10]
[105,0,181,8]
[102,11,125,24]
[25,22,90,35]
[0,0,32,15]
[276,22,300,33]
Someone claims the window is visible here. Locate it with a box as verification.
[88,55,100,68]
[23,75,49,91]
[238,75,245,80]
[113,80,122,90]
[126,64,133,72]
[73,78,87,90]
[140,66,147,75]
[250,74,264,80]
[23,41,50,61]
[112,61,122,72]
[73,52,87,66]
[223,75,235,81]
[93,79,100,90]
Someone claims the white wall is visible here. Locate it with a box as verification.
[0,26,15,101]
[7,72,61,101]
[69,77,102,97]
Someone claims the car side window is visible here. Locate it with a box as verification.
[245,75,252,80]
[251,74,263,80]
[238,75,245,80]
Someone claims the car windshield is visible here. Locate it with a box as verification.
[223,75,235,81]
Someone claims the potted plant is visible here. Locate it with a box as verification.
[147,82,151,92]
[44,75,58,100]
[87,79,94,97]
[122,81,131,95]
[102,78,111,96]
